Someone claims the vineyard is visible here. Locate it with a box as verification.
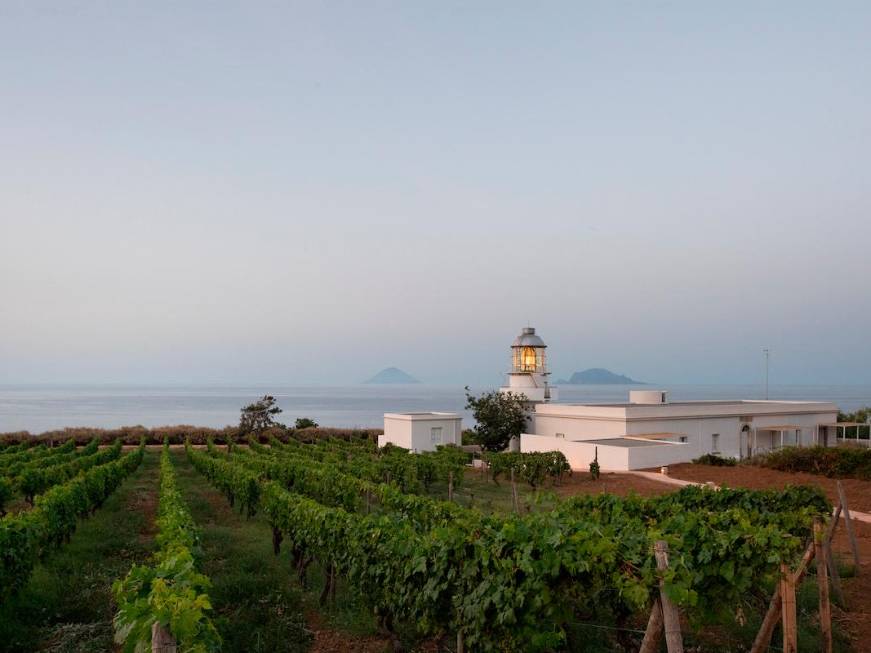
[0,436,863,652]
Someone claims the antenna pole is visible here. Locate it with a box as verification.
[763,348,770,400]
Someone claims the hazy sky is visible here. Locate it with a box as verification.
[2,2,870,386]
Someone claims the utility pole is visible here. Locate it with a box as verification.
[763,348,770,400]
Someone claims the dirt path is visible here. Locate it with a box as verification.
[827,521,871,652]
[0,450,160,653]
[553,470,677,498]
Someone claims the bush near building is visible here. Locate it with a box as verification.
[752,445,871,479]
[692,454,738,467]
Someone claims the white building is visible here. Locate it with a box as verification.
[494,327,840,470]
[523,389,838,471]
[379,325,843,468]
[378,412,463,452]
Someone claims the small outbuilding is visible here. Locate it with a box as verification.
[378,412,463,452]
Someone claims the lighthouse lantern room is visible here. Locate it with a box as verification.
[500,327,558,403]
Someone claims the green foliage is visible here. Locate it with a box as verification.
[752,445,871,479]
[484,451,571,488]
[838,406,871,424]
[464,386,528,452]
[0,477,11,516]
[0,440,37,457]
[692,454,738,467]
[0,443,145,602]
[293,417,318,430]
[589,457,600,481]
[239,395,284,436]
[113,443,220,653]
[17,439,120,504]
[0,439,76,477]
[183,437,833,651]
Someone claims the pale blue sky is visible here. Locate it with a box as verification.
[1,2,870,386]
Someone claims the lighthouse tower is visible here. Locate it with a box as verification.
[500,327,558,404]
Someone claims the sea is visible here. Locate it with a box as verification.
[0,384,869,435]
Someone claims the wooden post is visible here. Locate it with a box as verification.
[750,539,816,653]
[151,622,177,653]
[456,629,464,653]
[448,471,454,502]
[814,519,832,653]
[825,503,842,544]
[780,564,797,653]
[750,586,782,653]
[824,532,845,607]
[511,468,519,514]
[639,598,663,653]
[654,541,684,653]
[836,481,861,571]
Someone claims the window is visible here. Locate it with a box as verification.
[679,436,688,443]
[711,433,720,453]
[556,432,565,439]
[430,427,442,445]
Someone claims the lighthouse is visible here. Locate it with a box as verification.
[500,327,558,404]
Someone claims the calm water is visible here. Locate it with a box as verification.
[1,384,870,434]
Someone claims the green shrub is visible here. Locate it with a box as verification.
[752,446,871,479]
[484,451,570,488]
[692,454,738,466]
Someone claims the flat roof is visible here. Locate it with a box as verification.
[628,432,685,439]
[573,437,673,448]
[820,422,869,427]
[384,411,461,420]
[535,398,839,420]
[554,400,832,408]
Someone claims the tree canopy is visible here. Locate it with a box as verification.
[464,386,528,452]
[238,395,283,435]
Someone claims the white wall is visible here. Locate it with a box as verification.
[521,433,692,470]
[380,417,413,449]
[381,415,462,452]
[625,416,739,459]
[530,409,839,461]
[521,434,628,470]
[531,415,627,439]
[626,441,690,469]
[409,418,462,451]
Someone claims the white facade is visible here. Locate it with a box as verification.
[523,391,839,471]
[378,412,463,452]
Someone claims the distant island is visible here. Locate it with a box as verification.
[363,367,420,384]
[556,368,645,385]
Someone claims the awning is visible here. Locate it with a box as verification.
[625,432,686,440]
[819,422,867,428]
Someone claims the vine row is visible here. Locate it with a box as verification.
[0,441,145,601]
[113,443,220,653]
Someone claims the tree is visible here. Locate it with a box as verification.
[294,417,318,430]
[464,386,528,452]
[239,395,283,435]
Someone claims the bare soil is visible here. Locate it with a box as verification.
[305,609,402,653]
[552,470,676,498]
[830,521,871,651]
